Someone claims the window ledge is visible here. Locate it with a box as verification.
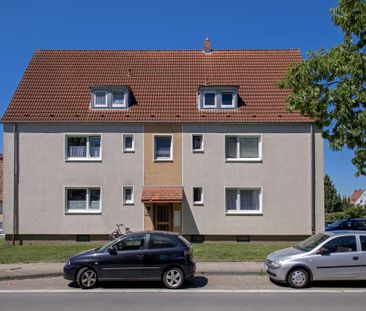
[65,211,102,215]
[193,202,204,206]
[123,202,135,206]
[123,150,135,153]
[225,158,262,163]
[226,211,262,216]
[154,159,173,162]
[192,150,204,153]
[65,158,102,162]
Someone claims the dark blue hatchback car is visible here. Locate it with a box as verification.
[64,231,196,289]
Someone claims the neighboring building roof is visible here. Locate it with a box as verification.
[1,49,312,123]
[0,154,3,202]
[141,186,184,203]
[350,189,365,205]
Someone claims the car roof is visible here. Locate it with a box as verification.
[122,231,180,237]
[325,230,366,236]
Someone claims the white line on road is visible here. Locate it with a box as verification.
[1,289,366,294]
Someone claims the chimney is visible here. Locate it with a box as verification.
[203,37,212,54]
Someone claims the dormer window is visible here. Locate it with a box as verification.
[199,87,238,110]
[91,87,130,109]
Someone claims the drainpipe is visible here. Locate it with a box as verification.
[12,123,19,245]
[310,123,316,234]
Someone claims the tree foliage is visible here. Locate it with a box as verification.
[324,174,343,213]
[279,0,366,175]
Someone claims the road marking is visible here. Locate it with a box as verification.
[1,289,366,294]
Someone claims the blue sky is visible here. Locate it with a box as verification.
[0,0,365,195]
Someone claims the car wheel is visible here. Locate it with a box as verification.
[163,267,184,289]
[76,267,98,289]
[287,268,309,288]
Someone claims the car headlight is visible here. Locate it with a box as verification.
[65,259,71,266]
[271,260,282,268]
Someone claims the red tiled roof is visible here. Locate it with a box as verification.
[1,49,312,123]
[350,189,364,204]
[141,186,183,203]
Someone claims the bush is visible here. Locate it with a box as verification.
[326,205,366,223]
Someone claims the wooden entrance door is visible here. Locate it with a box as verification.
[154,204,172,231]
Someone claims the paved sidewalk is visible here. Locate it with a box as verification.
[0,262,265,281]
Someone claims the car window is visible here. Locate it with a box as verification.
[114,235,145,251]
[148,235,178,249]
[355,220,366,230]
[323,236,357,253]
[360,236,366,251]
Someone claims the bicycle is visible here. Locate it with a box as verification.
[109,223,132,240]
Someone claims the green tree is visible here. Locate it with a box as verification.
[324,174,342,213]
[279,0,366,175]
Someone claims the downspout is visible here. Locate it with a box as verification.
[310,123,316,234]
[12,123,19,245]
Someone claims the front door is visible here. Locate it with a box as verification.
[155,204,172,231]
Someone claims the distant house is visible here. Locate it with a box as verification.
[350,189,366,207]
[0,154,3,234]
[1,40,324,243]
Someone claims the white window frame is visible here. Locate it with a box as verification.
[65,186,102,214]
[192,134,204,153]
[65,134,102,161]
[112,91,127,108]
[225,134,262,162]
[94,91,108,107]
[123,186,134,205]
[203,91,217,108]
[193,187,204,205]
[225,187,262,215]
[221,92,236,108]
[123,134,135,153]
[153,134,173,161]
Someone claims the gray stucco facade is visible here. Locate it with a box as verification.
[3,122,324,242]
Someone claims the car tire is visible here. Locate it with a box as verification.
[162,267,184,289]
[76,267,98,289]
[287,268,310,289]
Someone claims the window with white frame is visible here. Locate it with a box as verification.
[193,187,204,205]
[123,134,135,152]
[225,135,261,161]
[199,88,238,109]
[203,92,216,108]
[91,88,129,109]
[123,186,134,205]
[192,134,204,152]
[94,91,108,107]
[66,135,101,160]
[154,135,172,160]
[226,188,261,214]
[112,91,126,107]
[66,188,101,213]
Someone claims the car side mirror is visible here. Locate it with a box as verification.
[108,246,117,255]
[317,247,330,255]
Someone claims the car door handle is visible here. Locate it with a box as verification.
[136,254,144,260]
[353,256,359,261]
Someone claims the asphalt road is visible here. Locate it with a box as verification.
[1,275,366,311]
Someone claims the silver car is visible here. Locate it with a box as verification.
[265,231,366,288]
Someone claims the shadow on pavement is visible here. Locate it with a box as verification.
[269,278,366,289]
[67,276,208,290]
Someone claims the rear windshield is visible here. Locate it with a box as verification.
[328,220,345,228]
[295,233,330,252]
[178,235,192,248]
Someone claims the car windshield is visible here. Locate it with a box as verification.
[294,233,330,252]
[328,220,345,228]
[98,239,116,252]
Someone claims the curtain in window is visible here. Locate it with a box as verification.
[89,136,101,158]
[68,137,87,157]
[67,189,87,210]
[225,137,237,158]
[240,190,259,210]
[226,189,237,210]
[239,138,259,158]
[89,189,100,209]
[156,137,171,158]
